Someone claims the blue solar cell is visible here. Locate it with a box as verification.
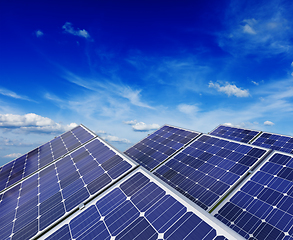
[45,170,241,240]
[0,125,95,192]
[124,125,200,170]
[215,152,293,239]
[0,134,136,240]
[45,225,71,240]
[210,125,260,144]
[155,134,268,210]
[252,132,293,154]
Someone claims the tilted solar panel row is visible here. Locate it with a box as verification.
[210,124,293,155]
[124,125,201,171]
[42,169,244,240]
[209,125,260,144]
[0,125,95,193]
[214,151,293,240]
[0,136,137,240]
[252,132,293,154]
[153,134,270,211]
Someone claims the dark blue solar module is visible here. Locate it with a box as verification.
[214,152,293,240]
[0,137,136,240]
[154,134,269,210]
[210,125,260,144]
[44,169,242,240]
[252,132,293,154]
[0,125,95,193]
[124,125,200,171]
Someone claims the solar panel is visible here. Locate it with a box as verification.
[0,125,95,193]
[0,136,137,240]
[43,168,244,240]
[252,132,293,154]
[153,134,270,211]
[210,125,260,143]
[214,151,293,240]
[124,125,201,171]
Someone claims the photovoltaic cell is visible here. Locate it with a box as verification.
[0,137,136,240]
[0,125,95,192]
[154,134,269,210]
[252,132,293,154]
[210,125,260,144]
[44,169,243,240]
[214,152,293,240]
[124,125,200,171]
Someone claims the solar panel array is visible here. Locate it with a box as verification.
[124,125,200,171]
[154,134,269,210]
[0,125,95,192]
[214,152,293,240]
[2,123,293,240]
[252,132,293,154]
[44,169,243,240]
[0,132,137,240]
[210,125,260,143]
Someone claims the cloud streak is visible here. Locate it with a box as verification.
[177,104,199,115]
[63,71,154,109]
[209,82,249,97]
[35,30,44,37]
[102,135,130,144]
[4,153,22,158]
[62,22,91,39]
[0,87,33,101]
[219,1,293,57]
[132,122,160,132]
[264,120,274,126]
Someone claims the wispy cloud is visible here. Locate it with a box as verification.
[209,81,249,97]
[0,113,77,134]
[124,120,137,125]
[102,135,130,144]
[0,87,33,101]
[132,122,160,132]
[63,71,154,109]
[219,0,293,56]
[243,19,257,35]
[264,120,274,126]
[4,153,22,159]
[35,30,44,37]
[62,22,91,39]
[177,104,199,115]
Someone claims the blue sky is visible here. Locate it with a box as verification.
[1,0,293,165]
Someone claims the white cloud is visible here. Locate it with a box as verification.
[62,22,91,39]
[35,30,44,37]
[0,87,32,101]
[63,71,154,109]
[132,122,160,132]
[219,3,293,57]
[223,123,235,127]
[177,104,199,115]
[264,120,274,126]
[291,72,293,77]
[118,87,153,109]
[251,81,259,85]
[124,120,137,125]
[0,113,77,134]
[95,130,106,134]
[102,135,130,144]
[209,81,250,97]
[4,153,22,159]
[243,24,257,35]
